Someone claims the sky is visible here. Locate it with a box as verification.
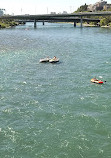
[0,0,111,15]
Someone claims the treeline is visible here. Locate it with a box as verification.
[75,3,88,12]
[74,4,111,27]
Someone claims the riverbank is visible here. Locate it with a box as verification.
[84,23,111,28]
[72,22,111,28]
[0,22,18,29]
[83,23,99,27]
[0,20,21,29]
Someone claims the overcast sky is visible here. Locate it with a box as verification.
[1,0,111,15]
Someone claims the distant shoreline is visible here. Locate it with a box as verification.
[0,21,24,29]
[70,22,111,28]
[0,21,111,29]
[83,23,111,28]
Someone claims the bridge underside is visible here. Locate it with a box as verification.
[16,18,100,28]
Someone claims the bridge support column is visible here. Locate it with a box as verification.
[43,21,45,25]
[80,16,83,28]
[74,21,76,27]
[34,19,37,28]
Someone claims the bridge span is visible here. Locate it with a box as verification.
[0,11,111,28]
[16,18,100,27]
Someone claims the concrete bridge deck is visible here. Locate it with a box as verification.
[0,11,111,28]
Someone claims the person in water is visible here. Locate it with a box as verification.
[53,56,57,60]
[93,77,98,81]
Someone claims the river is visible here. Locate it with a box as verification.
[0,22,111,158]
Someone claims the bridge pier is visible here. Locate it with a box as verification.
[80,16,83,28]
[34,19,37,28]
[43,21,45,25]
[74,21,76,27]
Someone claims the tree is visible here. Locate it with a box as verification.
[100,17,111,26]
[75,4,88,12]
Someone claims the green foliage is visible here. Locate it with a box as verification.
[100,16,111,26]
[90,22,98,25]
[109,22,111,26]
[0,22,6,28]
[100,18,107,26]
[75,3,88,12]
[0,19,18,28]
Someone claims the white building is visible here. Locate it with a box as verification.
[87,0,108,11]
[0,9,5,16]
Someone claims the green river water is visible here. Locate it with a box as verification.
[0,22,111,158]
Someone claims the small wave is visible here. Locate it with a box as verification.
[99,76,103,79]
[23,81,27,84]
[80,97,84,100]
[60,140,69,148]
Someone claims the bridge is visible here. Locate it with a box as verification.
[15,17,100,27]
[1,11,111,28]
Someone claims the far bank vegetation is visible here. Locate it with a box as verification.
[75,3,111,27]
